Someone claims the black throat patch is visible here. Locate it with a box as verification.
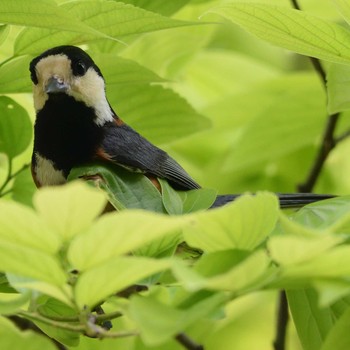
[33,94,103,177]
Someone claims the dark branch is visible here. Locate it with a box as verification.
[175,333,204,350]
[273,291,289,350]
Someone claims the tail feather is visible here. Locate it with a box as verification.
[211,193,335,209]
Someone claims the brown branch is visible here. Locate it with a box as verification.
[175,333,204,350]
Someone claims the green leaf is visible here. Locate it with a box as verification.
[0,25,9,46]
[74,257,171,308]
[129,292,225,345]
[0,200,60,253]
[0,291,30,314]
[0,316,57,350]
[107,83,210,144]
[0,240,66,285]
[0,0,99,34]
[33,181,107,241]
[121,0,190,16]
[0,96,32,159]
[14,0,197,55]
[68,211,182,270]
[68,163,165,212]
[293,196,350,231]
[34,297,80,347]
[327,63,350,114]
[268,234,344,266]
[159,179,184,214]
[321,307,350,350]
[221,73,325,172]
[11,166,36,207]
[206,3,350,65]
[333,0,350,26]
[0,56,32,94]
[287,288,333,350]
[178,187,217,213]
[184,192,279,252]
[172,250,272,292]
[7,277,72,306]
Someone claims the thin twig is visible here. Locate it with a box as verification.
[175,333,204,350]
[0,162,30,196]
[273,291,288,350]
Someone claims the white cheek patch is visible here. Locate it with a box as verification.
[70,68,114,126]
[35,153,66,186]
[33,56,114,126]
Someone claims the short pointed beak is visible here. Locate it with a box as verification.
[45,76,68,94]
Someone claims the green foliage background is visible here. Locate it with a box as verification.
[2,0,350,349]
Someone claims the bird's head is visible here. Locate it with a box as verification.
[29,45,114,126]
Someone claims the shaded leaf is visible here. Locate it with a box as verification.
[0,96,32,159]
[68,163,165,212]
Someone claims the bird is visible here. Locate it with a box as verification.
[29,45,333,209]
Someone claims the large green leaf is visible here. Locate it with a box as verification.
[74,257,171,308]
[14,0,197,55]
[68,163,165,212]
[287,289,334,350]
[0,200,60,253]
[107,83,210,145]
[321,307,350,350]
[184,192,279,252]
[33,181,106,241]
[0,0,99,34]
[0,55,33,94]
[68,210,182,270]
[129,293,225,345]
[206,3,350,65]
[0,241,66,285]
[0,291,30,314]
[327,63,350,114]
[121,0,190,16]
[0,96,32,159]
[0,316,57,350]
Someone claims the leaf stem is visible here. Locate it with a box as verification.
[0,161,30,197]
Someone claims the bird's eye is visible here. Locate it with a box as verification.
[73,61,86,76]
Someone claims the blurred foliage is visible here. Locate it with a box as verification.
[2,0,350,349]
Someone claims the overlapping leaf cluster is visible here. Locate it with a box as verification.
[2,1,350,349]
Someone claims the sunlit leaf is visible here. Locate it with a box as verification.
[75,257,171,308]
[68,210,182,270]
[184,192,279,251]
[0,291,30,314]
[0,241,66,285]
[33,182,106,240]
[14,0,197,55]
[321,307,350,350]
[206,3,350,65]
[0,316,57,350]
[0,200,60,253]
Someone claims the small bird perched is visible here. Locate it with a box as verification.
[30,45,200,191]
[30,45,332,208]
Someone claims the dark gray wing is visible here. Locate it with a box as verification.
[99,121,200,190]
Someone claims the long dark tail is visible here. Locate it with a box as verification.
[211,193,335,209]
